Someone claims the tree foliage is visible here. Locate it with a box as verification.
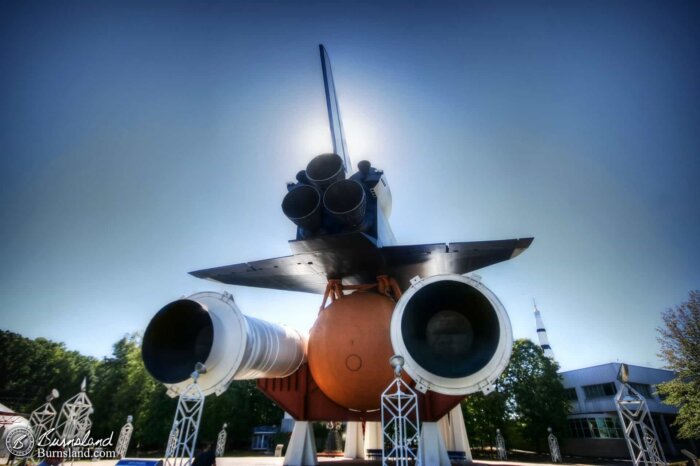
[461,388,508,447]
[0,330,282,451]
[0,331,97,412]
[462,338,570,453]
[656,290,700,440]
[500,339,570,451]
[1,330,572,453]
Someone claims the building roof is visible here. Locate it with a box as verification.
[561,362,674,382]
[560,362,677,416]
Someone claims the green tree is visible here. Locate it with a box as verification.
[462,388,508,450]
[0,330,97,413]
[462,338,569,454]
[0,329,285,452]
[657,290,700,440]
[198,380,282,450]
[499,339,570,452]
[90,334,166,446]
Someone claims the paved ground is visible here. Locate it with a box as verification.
[60,457,628,466]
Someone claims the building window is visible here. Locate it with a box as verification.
[567,417,623,439]
[583,382,617,399]
[568,418,590,438]
[599,417,623,438]
[630,383,653,399]
[564,387,578,401]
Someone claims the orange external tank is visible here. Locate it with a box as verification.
[306,291,396,411]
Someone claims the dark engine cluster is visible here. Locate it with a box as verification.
[281,153,386,239]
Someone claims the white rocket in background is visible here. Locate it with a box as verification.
[534,299,555,359]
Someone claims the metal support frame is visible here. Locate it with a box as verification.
[343,421,365,459]
[323,422,343,454]
[29,389,59,443]
[166,428,178,457]
[495,429,507,460]
[418,423,450,466]
[53,378,93,458]
[215,423,227,457]
[115,415,134,459]
[364,422,383,453]
[381,355,420,466]
[547,427,562,463]
[25,389,60,463]
[615,364,667,466]
[437,404,472,462]
[283,421,317,466]
[76,408,94,442]
[164,368,206,466]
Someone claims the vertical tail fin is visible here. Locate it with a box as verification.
[319,44,351,174]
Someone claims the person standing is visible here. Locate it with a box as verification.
[191,443,215,466]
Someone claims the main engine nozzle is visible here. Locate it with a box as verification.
[390,274,512,395]
[323,179,367,227]
[306,153,345,191]
[282,184,322,230]
[142,291,306,396]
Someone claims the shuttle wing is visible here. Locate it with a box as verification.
[190,235,533,294]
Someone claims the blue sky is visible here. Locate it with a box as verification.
[1,0,698,372]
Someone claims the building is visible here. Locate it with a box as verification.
[559,362,690,458]
[251,425,279,451]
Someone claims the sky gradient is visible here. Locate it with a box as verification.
[1,0,699,372]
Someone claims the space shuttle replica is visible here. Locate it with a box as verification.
[141,45,533,462]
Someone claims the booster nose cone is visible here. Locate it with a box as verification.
[323,179,366,227]
[282,184,322,230]
[306,153,345,191]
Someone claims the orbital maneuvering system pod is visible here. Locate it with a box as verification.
[141,44,532,439]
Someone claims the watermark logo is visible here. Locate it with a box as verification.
[36,428,114,450]
[3,426,117,460]
[5,426,35,457]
